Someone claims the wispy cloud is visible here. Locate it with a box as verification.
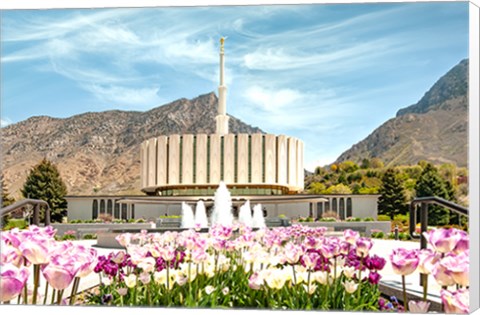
[82,84,162,108]
[1,117,12,127]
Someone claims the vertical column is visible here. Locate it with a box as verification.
[277,135,288,186]
[156,136,168,186]
[251,134,263,183]
[182,134,194,185]
[196,134,208,185]
[237,134,249,184]
[209,134,221,184]
[223,134,235,183]
[296,140,304,191]
[141,141,148,188]
[168,135,180,185]
[264,134,277,184]
[147,138,157,187]
[288,137,297,188]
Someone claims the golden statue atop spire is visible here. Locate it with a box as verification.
[220,37,225,53]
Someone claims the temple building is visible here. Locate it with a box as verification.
[66,38,379,222]
[139,38,304,197]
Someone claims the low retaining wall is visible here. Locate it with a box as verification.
[51,223,154,237]
[297,221,391,237]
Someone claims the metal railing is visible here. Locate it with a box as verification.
[408,196,468,288]
[1,199,51,226]
[409,196,469,249]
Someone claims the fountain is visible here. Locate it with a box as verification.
[194,200,209,228]
[238,200,253,227]
[252,203,266,228]
[210,181,234,227]
[181,202,195,228]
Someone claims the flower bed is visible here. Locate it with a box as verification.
[0,224,470,312]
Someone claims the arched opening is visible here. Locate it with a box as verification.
[317,202,323,219]
[347,197,353,218]
[100,200,105,215]
[92,200,98,219]
[107,200,113,216]
[121,204,128,220]
[339,198,345,220]
[114,202,120,219]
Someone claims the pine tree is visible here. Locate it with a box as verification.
[1,174,15,208]
[377,168,407,219]
[415,163,450,226]
[21,159,68,223]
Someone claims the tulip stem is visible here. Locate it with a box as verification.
[51,289,56,304]
[422,274,428,301]
[292,265,297,286]
[69,277,80,305]
[402,275,408,311]
[43,282,49,305]
[23,281,28,304]
[32,264,40,305]
[57,289,64,305]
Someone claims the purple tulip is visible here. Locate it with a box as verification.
[364,255,386,271]
[423,228,463,254]
[355,237,373,258]
[0,264,30,302]
[389,248,419,276]
[368,271,381,285]
[441,289,469,313]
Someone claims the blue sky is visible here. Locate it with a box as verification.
[0,2,469,171]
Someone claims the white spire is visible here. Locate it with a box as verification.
[216,37,229,135]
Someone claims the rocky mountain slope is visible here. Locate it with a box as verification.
[1,92,262,198]
[335,59,468,167]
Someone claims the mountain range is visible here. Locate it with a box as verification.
[1,92,261,198]
[335,59,468,168]
[1,59,468,198]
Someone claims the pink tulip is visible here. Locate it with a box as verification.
[248,272,264,290]
[284,243,303,265]
[417,249,440,275]
[441,289,469,313]
[76,248,98,278]
[439,252,469,287]
[343,229,359,245]
[1,242,23,267]
[303,251,320,270]
[116,233,132,247]
[41,255,79,290]
[453,231,469,255]
[408,300,430,313]
[160,245,176,262]
[423,228,462,254]
[389,248,419,276]
[432,261,455,287]
[0,264,30,302]
[19,237,51,265]
[355,237,373,258]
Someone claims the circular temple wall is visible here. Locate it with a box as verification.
[140,133,304,196]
